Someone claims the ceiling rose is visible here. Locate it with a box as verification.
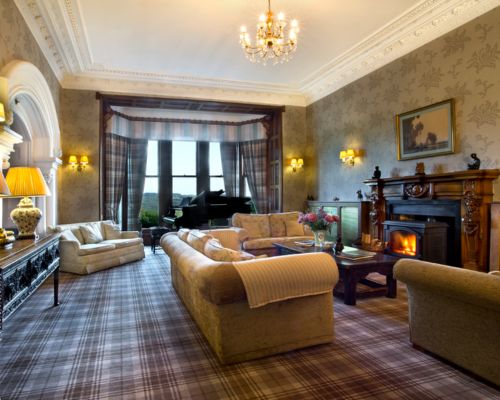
[239,0,299,65]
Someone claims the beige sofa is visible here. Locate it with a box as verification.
[52,220,145,275]
[161,228,339,364]
[394,259,500,386]
[231,211,313,251]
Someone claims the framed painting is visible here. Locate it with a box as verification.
[395,99,455,160]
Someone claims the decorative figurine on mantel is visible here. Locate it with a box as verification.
[415,162,425,175]
[333,196,340,201]
[372,166,381,179]
[356,190,363,200]
[467,153,481,170]
[334,237,344,255]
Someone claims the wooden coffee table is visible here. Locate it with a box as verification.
[273,241,399,306]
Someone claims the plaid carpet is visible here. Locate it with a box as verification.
[0,249,498,400]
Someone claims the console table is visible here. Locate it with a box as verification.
[0,233,60,332]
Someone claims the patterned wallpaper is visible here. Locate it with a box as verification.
[59,89,100,223]
[307,6,500,202]
[0,0,60,113]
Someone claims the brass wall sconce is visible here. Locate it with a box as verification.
[290,158,304,172]
[340,149,356,166]
[68,155,89,171]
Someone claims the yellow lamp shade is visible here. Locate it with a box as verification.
[339,151,347,159]
[6,167,51,197]
[291,158,297,166]
[297,158,304,167]
[68,155,78,165]
[80,155,89,165]
[346,149,355,157]
[0,103,5,123]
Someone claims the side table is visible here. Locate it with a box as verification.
[150,227,170,254]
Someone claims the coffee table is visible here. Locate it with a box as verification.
[273,241,399,306]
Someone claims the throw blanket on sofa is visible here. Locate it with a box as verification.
[233,253,338,308]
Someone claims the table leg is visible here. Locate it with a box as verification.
[386,274,397,299]
[343,273,358,306]
[53,267,60,306]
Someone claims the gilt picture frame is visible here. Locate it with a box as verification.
[396,99,455,161]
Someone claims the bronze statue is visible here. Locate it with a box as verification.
[467,153,481,170]
[372,166,381,179]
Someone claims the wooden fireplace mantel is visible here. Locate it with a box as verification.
[364,169,500,272]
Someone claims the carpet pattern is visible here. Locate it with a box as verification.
[0,249,498,400]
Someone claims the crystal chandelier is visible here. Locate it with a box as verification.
[239,0,299,65]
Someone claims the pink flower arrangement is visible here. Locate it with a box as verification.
[298,207,340,231]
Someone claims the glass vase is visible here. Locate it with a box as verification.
[313,230,327,247]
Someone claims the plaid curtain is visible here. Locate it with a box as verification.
[240,139,268,213]
[220,142,239,197]
[104,134,128,222]
[127,139,148,230]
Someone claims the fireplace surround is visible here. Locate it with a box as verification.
[364,169,500,272]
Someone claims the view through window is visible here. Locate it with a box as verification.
[172,141,197,207]
[140,140,159,227]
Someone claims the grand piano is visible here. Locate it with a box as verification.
[163,190,252,229]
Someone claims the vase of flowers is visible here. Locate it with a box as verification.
[298,207,340,247]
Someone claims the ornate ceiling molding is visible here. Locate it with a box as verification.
[14,0,500,106]
[299,0,500,104]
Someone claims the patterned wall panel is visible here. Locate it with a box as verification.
[307,7,500,202]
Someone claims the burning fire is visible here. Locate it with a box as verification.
[391,232,416,256]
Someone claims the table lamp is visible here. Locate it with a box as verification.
[5,167,51,239]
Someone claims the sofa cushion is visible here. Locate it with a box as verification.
[285,219,305,236]
[236,214,271,238]
[70,228,85,243]
[101,238,143,249]
[61,229,80,243]
[269,212,300,237]
[101,221,122,240]
[78,243,116,255]
[187,230,213,253]
[177,228,190,242]
[203,239,255,262]
[204,228,241,251]
[80,224,104,244]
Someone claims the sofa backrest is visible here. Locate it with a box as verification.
[232,212,306,238]
[51,220,117,244]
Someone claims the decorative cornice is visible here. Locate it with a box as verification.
[300,0,500,104]
[61,73,307,106]
[14,0,500,106]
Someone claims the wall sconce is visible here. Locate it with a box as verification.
[68,155,89,171]
[340,149,356,166]
[291,158,304,172]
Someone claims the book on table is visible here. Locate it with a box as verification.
[336,246,377,260]
[294,240,315,247]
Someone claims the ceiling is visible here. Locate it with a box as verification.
[15,0,500,106]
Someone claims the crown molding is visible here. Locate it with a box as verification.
[14,0,500,107]
[300,0,500,104]
[62,73,307,107]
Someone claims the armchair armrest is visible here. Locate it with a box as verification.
[121,231,140,239]
[59,239,81,258]
[231,227,249,243]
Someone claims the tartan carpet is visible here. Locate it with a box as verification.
[0,250,498,400]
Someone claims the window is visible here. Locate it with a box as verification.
[209,142,224,192]
[140,140,159,227]
[172,141,197,206]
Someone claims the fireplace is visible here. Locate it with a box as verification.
[383,220,448,264]
[364,169,500,272]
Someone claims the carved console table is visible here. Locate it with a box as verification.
[364,169,500,272]
[0,233,60,333]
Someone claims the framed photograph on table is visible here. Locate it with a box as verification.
[395,99,455,160]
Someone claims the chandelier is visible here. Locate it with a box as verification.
[239,0,299,65]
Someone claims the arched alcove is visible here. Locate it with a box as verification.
[0,60,62,233]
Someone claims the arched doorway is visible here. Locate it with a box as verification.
[0,60,62,233]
